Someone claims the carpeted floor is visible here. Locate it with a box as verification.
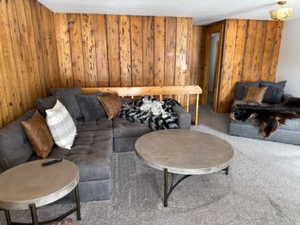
[1,106,300,225]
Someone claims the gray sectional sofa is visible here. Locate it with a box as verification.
[228,81,300,145]
[0,88,191,202]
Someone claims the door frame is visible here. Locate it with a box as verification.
[203,21,225,112]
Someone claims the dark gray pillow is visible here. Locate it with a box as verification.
[47,87,82,120]
[75,94,106,121]
[260,80,286,89]
[235,81,260,100]
[262,86,284,104]
[36,96,57,116]
[260,81,286,104]
[48,86,81,96]
[36,95,82,121]
[0,111,34,171]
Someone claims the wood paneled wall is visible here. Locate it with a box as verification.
[0,0,60,128]
[216,19,283,112]
[53,14,196,88]
[0,0,205,127]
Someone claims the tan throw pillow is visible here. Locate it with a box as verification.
[97,94,122,120]
[21,111,54,158]
[242,86,268,103]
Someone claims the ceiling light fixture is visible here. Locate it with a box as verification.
[270,1,294,20]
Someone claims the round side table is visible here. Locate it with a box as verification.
[0,159,81,225]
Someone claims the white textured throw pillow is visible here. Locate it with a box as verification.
[46,100,77,150]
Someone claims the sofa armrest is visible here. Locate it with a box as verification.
[173,105,191,129]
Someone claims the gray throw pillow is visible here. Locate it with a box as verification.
[235,81,260,100]
[260,80,286,89]
[260,81,286,104]
[36,96,57,116]
[36,95,81,121]
[49,86,81,96]
[47,87,82,120]
[75,94,106,121]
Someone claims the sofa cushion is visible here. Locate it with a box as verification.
[50,135,112,182]
[48,87,82,120]
[113,118,151,138]
[49,86,81,96]
[37,95,81,121]
[235,81,260,100]
[75,94,106,121]
[0,111,34,171]
[77,119,113,131]
[36,96,57,116]
[260,81,286,104]
[49,118,113,181]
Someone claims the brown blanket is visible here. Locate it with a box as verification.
[231,98,300,137]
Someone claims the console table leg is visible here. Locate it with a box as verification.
[74,185,81,220]
[4,210,11,225]
[163,169,168,207]
[29,204,39,225]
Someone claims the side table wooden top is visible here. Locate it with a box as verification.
[0,159,79,210]
[135,129,234,175]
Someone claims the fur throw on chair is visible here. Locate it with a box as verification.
[231,98,300,137]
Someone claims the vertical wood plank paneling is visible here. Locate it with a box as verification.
[0,2,200,127]
[38,4,60,89]
[14,0,39,106]
[106,15,121,87]
[252,21,266,80]
[231,20,247,95]
[269,22,283,79]
[242,20,257,81]
[54,14,73,87]
[119,15,132,87]
[23,0,46,97]
[164,17,177,86]
[186,18,194,86]
[0,0,15,121]
[68,14,85,86]
[261,22,277,81]
[143,17,154,86]
[190,26,203,86]
[219,20,238,111]
[27,0,47,97]
[175,18,189,86]
[22,0,46,99]
[130,16,143,86]
[5,0,29,111]
[214,19,283,113]
[94,15,109,86]
[81,14,97,87]
[190,26,204,103]
[154,17,165,86]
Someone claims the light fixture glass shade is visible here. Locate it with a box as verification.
[270,7,294,20]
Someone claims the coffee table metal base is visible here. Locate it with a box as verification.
[163,167,230,207]
[3,185,81,225]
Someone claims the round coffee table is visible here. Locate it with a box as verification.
[0,159,81,225]
[135,129,234,207]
